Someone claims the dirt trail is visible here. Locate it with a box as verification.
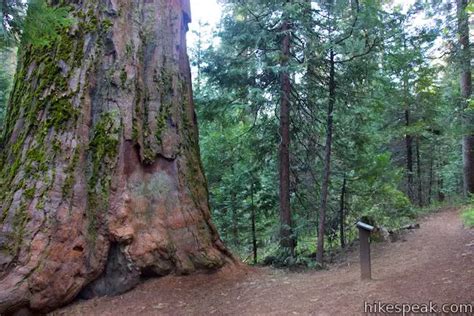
[54,207,473,315]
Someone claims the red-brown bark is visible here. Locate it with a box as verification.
[0,0,233,313]
[457,0,474,196]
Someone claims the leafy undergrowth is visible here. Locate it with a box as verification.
[256,199,467,270]
[461,206,474,227]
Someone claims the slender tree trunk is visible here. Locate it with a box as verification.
[457,0,474,196]
[231,193,239,247]
[438,157,445,202]
[0,1,233,313]
[428,149,434,205]
[438,179,445,202]
[339,176,346,248]
[402,39,414,203]
[279,5,295,255]
[316,49,335,265]
[405,109,414,202]
[416,137,423,207]
[251,181,257,264]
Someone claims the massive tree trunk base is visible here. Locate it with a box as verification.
[0,0,234,314]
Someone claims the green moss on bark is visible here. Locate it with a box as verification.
[10,202,29,255]
[154,68,173,144]
[86,111,121,241]
[0,11,93,255]
[62,146,81,198]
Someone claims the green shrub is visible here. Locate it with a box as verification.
[461,206,474,228]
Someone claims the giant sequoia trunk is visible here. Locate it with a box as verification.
[0,0,233,313]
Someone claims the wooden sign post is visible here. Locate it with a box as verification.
[356,221,375,280]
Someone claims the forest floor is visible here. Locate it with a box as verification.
[54,207,473,315]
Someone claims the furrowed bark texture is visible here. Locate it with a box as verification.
[0,0,232,313]
[457,0,474,195]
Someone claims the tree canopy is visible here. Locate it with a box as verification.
[190,0,472,265]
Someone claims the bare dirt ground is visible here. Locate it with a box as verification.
[54,207,473,315]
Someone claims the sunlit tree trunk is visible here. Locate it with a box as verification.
[0,0,233,313]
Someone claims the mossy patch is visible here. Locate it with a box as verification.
[0,10,93,255]
[62,146,81,198]
[86,110,122,241]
